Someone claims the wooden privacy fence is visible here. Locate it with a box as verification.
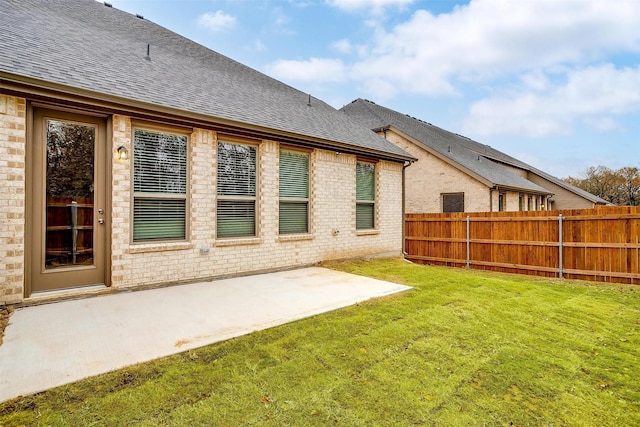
[46,197,94,267]
[405,206,640,285]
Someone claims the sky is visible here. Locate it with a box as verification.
[102,0,639,179]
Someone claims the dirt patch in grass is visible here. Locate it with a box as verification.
[0,305,14,346]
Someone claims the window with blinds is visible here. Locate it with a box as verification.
[279,150,309,234]
[133,128,187,241]
[217,141,257,238]
[356,161,375,229]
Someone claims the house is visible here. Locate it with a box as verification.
[0,1,415,304]
[341,99,609,213]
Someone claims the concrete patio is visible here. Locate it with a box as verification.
[0,267,411,403]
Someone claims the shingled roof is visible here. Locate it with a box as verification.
[0,0,413,161]
[342,98,608,203]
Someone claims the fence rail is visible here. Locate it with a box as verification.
[405,206,640,285]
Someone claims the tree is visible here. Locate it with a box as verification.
[564,166,640,206]
[46,120,95,199]
[618,167,640,206]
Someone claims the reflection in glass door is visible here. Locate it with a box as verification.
[45,120,96,269]
[30,108,106,294]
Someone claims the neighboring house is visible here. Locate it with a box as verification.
[341,99,609,213]
[0,1,414,304]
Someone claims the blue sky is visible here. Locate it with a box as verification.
[104,0,639,178]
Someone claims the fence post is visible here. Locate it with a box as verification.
[69,201,78,265]
[558,214,563,279]
[466,215,470,268]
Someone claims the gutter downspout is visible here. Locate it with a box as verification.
[489,186,495,212]
[402,160,411,256]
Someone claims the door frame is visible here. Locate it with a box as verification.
[25,103,112,296]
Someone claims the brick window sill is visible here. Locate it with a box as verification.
[129,241,194,254]
[214,237,262,247]
[356,229,380,236]
[278,233,315,242]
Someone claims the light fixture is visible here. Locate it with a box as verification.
[117,146,129,161]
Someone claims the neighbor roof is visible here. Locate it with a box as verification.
[0,0,413,162]
[342,98,608,203]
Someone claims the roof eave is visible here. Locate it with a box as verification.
[384,126,495,187]
[0,71,414,163]
[479,151,608,203]
[526,169,610,204]
[494,184,554,196]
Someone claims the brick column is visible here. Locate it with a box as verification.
[110,115,132,287]
[0,95,26,303]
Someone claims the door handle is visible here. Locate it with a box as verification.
[98,218,105,224]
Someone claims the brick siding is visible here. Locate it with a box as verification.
[382,129,491,213]
[0,95,26,303]
[0,104,403,302]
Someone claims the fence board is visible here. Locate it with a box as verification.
[405,206,640,285]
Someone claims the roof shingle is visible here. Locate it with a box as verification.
[0,0,413,161]
[341,98,609,203]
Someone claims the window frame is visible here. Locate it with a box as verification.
[279,147,310,235]
[498,192,506,212]
[356,160,376,230]
[216,138,259,239]
[131,124,190,243]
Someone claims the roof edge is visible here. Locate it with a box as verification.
[385,125,495,188]
[1,71,414,162]
[479,151,609,204]
[494,184,554,196]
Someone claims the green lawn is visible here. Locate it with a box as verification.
[1,258,639,426]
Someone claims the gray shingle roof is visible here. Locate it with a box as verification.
[341,98,608,203]
[0,0,413,161]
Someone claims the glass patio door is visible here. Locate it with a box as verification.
[30,108,106,294]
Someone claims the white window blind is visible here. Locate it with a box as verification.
[356,162,375,229]
[133,129,187,241]
[279,150,309,234]
[217,142,256,237]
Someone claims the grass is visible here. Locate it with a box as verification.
[1,258,639,426]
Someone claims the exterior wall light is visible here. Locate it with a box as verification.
[117,146,129,161]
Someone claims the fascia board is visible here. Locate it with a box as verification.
[1,71,414,163]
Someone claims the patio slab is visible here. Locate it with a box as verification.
[0,267,411,403]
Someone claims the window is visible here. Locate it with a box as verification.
[217,141,256,238]
[442,193,464,213]
[519,194,524,211]
[279,149,309,234]
[133,128,187,241]
[356,161,375,229]
[498,192,506,212]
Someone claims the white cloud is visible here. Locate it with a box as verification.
[272,7,291,29]
[326,0,414,12]
[582,117,620,133]
[197,10,236,32]
[266,58,346,83]
[462,64,640,137]
[268,0,640,111]
[352,0,640,95]
[332,38,352,54]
